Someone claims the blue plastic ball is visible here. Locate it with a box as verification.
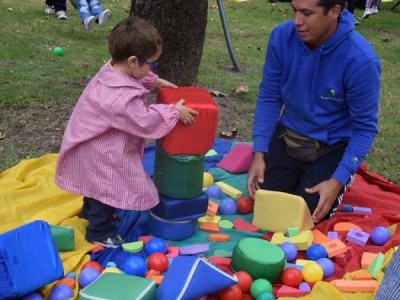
[306,244,328,261]
[279,242,298,262]
[123,255,147,276]
[205,185,224,199]
[370,226,391,246]
[20,292,44,300]
[49,284,74,300]
[78,267,100,288]
[145,237,167,255]
[257,291,275,300]
[219,198,237,215]
[317,257,335,278]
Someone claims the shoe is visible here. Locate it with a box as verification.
[362,8,372,19]
[98,10,112,27]
[353,15,360,25]
[56,10,67,20]
[84,16,96,32]
[370,6,379,14]
[45,5,55,14]
[91,234,125,248]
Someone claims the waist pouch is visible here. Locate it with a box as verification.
[282,129,346,163]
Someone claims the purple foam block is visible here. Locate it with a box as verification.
[179,244,210,255]
[346,228,370,246]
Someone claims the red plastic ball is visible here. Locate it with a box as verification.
[218,283,243,300]
[81,261,103,274]
[236,196,254,214]
[147,252,169,272]
[235,271,253,293]
[281,267,303,288]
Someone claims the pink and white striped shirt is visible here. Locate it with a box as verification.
[55,62,179,210]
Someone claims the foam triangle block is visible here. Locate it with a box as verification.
[155,256,238,300]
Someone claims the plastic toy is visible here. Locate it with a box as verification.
[280,267,303,287]
[145,237,167,255]
[52,47,64,57]
[81,261,103,274]
[279,241,298,262]
[257,291,275,300]
[49,284,73,300]
[317,257,335,278]
[147,252,169,273]
[205,185,224,199]
[219,197,237,215]
[203,172,214,188]
[301,262,324,284]
[236,196,254,214]
[78,267,100,288]
[250,278,273,299]
[305,244,328,261]
[235,270,253,293]
[123,256,147,277]
[218,284,243,300]
[20,292,44,300]
[370,226,391,245]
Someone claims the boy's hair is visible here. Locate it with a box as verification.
[317,0,346,14]
[108,16,163,63]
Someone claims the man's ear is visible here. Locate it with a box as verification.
[329,4,342,19]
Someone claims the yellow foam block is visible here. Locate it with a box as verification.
[295,259,313,266]
[252,190,314,233]
[198,215,221,224]
[214,182,243,199]
[270,230,313,251]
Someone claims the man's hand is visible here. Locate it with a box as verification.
[305,178,343,223]
[246,152,266,197]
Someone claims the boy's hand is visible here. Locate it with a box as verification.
[175,99,198,124]
[156,78,177,89]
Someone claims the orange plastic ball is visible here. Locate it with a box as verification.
[218,284,243,300]
[147,252,169,273]
[281,267,303,288]
[81,261,103,274]
[235,270,253,293]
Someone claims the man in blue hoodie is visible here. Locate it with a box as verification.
[246,0,380,223]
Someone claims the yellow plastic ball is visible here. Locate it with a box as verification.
[203,172,214,188]
[302,262,323,284]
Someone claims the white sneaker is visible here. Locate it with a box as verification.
[98,10,112,27]
[56,10,67,20]
[370,6,379,14]
[362,8,372,19]
[353,15,359,25]
[84,16,96,32]
[45,5,55,14]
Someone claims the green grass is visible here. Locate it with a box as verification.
[0,0,399,183]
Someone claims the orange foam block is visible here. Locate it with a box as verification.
[276,285,307,297]
[361,252,378,268]
[208,233,230,242]
[322,239,347,258]
[333,279,377,292]
[199,222,220,233]
[353,271,373,280]
[312,229,330,244]
[207,201,219,217]
[333,222,362,235]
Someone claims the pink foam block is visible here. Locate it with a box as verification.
[217,143,253,173]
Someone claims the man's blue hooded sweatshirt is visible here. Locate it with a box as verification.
[253,10,381,185]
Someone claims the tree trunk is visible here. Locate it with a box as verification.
[130,0,208,86]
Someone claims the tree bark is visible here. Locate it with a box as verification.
[130,0,208,86]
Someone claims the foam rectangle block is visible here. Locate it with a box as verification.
[150,192,208,221]
[217,143,253,173]
[153,146,204,199]
[252,190,314,233]
[0,220,64,299]
[156,87,218,155]
[50,224,74,252]
[79,272,156,300]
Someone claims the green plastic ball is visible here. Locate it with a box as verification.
[250,278,273,299]
[52,47,64,57]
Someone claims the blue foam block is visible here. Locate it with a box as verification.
[148,211,196,241]
[151,192,209,221]
[0,220,64,299]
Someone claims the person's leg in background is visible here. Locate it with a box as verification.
[347,0,360,25]
[363,0,380,18]
[53,0,67,20]
[77,0,96,31]
[45,0,55,14]
[87,0,112,27]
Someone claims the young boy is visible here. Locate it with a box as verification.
[55,16,198,248]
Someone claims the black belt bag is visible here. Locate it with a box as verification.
[281,129,346,163]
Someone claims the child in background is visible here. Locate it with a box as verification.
[362,0,381,19]
[76,0,112,31]
[55,16,198,248]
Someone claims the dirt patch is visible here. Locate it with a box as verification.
[0,95,253,172]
